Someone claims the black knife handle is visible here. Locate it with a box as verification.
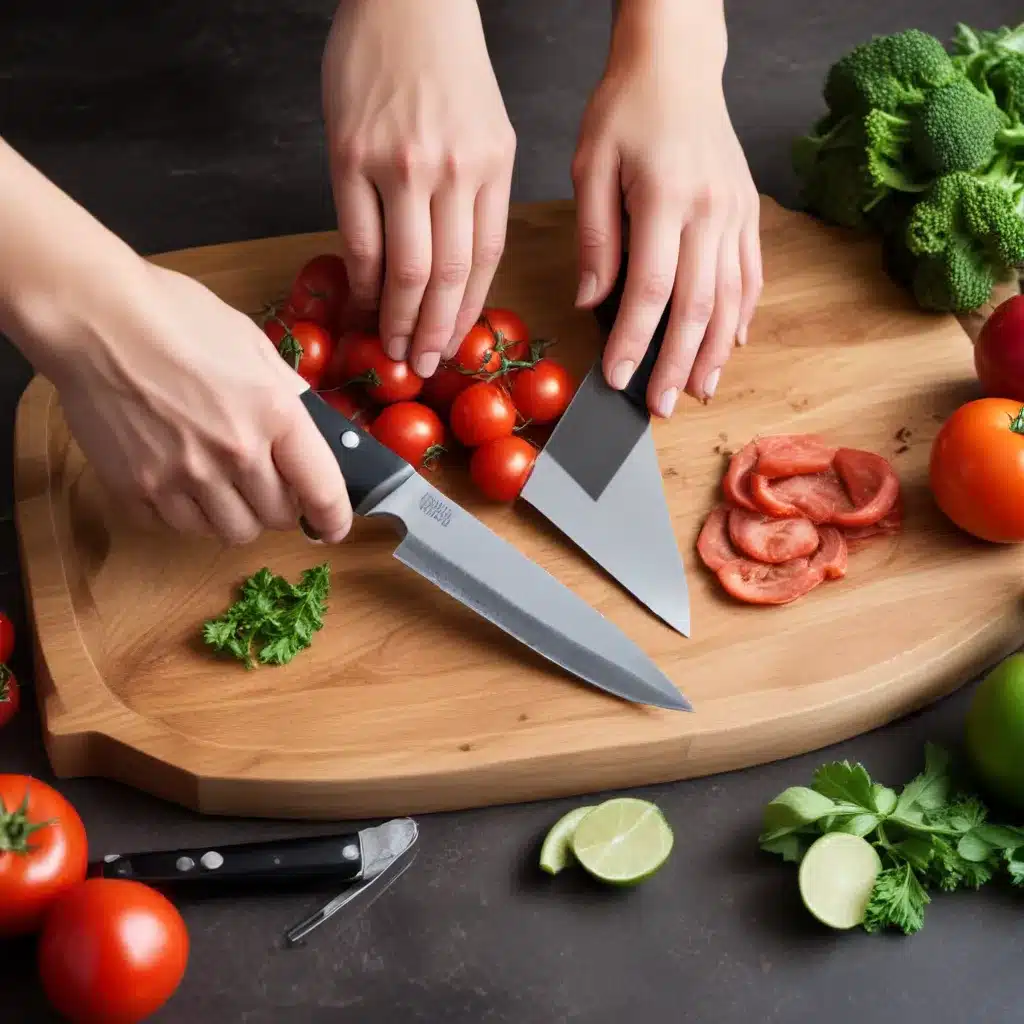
[93,833,365,886]
[592,216,669,415]
[300,390,414,514]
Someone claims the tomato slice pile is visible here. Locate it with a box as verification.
[697,434,901,606]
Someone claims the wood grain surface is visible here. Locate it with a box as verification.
[14,198,1024,820]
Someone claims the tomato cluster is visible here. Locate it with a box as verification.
[260,257,577,503]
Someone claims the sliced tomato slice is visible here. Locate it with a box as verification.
[809,525,848,579]
[722,442,758,511]
[696,506,739,572]
[844,495,903,542]
[755,434,837,478]
[751,469,852,523]
[831,448,900,528]
[716,557,825,606]
[727,507,820,564]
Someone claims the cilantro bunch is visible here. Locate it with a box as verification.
[759,743,1024,934]
[202,563,331,668]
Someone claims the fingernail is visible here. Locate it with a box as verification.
[737,327,748,347]
[610,360,635,390]
[704,367,721,400]
[414,351,441,378]
[575,271,598,308]
[299,516,323,544]
[657,387,678,418]
[387,336,409,361]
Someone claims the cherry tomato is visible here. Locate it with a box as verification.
[930,397,1024,542]
[452,322,503,376]
[420,364,472,413]
[0,611,15,663]
[267,320,333,388]
[470,435,538,501]
[0,775,88,937]
[288,253,349,330]
[371,402,446,468]
[481,307,529,362]
[509,358,575,424]
[343,334,424,404]
[320,388,366,423]
[450,381,518,447]
[39,878,189,1024]
[0,666,18,729]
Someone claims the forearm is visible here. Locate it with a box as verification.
[609,0,727,81]
[0,138,146,379]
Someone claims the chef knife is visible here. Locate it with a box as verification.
[299,387,690,712]
[519,250,691,637]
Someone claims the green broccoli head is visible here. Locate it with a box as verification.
[909,78,1008,173]
[911,240,998,313]
[824,29,958,115]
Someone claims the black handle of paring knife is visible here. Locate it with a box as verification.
[92,832,366,886]
[592,216,669,415]
[300,390,413,513]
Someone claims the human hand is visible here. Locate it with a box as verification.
[571,1,762,416]
[322,0,516,378]
[50,262,353,546]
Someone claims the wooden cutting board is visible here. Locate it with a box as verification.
[15,199,1024,820]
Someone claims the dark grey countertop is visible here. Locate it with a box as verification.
[4,3,1024,1021]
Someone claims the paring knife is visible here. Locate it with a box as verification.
[299,387,690,712]
[519,251,691,637]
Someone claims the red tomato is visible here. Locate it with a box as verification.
[370,402,446,468]
[452,322,503,376]
[343,334,424,404]
[975,294,1024,401]
[470,435,538,501]
[267,320,333,388]
[930,397,1024,542]
[450,382,518,447]
[0,666,18,729]
[0,611,14,663]
[509,358,575,424]
[320,388,366,423]
[288,253,349,329]
[420,364,472,413]
[481,307,530,362]
[0,775,88,937]
[39,878,189,1024]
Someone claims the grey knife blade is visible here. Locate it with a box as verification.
[299,390,690,712]
[519,253,691,636]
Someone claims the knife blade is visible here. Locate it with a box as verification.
[519,251,691,637]
[299,388,690,712]
[89,818,419,889]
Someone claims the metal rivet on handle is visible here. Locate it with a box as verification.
[341,431,359,449]
[200,851,224,870]
[342,844,359,860]
[176,856,195,872]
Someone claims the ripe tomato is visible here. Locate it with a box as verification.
[481,307,529,362]
[0,775,88,937]
[342,334,424,404]
[452,322,503,376]
[288,253,349,330]
[470,435,538,501]
[450,382,518,447]
[975,295,1024,402]
[420,364,472,413]
[321,388,366,423]
[371,402,446,468]
[267,320,333,388]
[0,610,14,662]
[930,397,1024,542]
[39,878,189,1024]
[0,666,19,729]
[509,358,575,424]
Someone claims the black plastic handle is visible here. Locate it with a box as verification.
[300,389,413,514]
[91,832,366,887]
[591,218,669,414]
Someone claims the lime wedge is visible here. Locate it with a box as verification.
[798,832,881,930]
[539,806,596,875]
[569,797,673,886]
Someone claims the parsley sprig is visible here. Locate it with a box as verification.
[202,564,331,668]
[759,743,1024,935]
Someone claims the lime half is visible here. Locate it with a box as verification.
[798,832,881,930]
[539,806,596,875]
[569,797,673,886]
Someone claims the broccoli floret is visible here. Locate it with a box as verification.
[799,148,887,229]
[824,29,958,115]
[862,109,933,189]
[912,78,1009,172]
[911,240,998,313]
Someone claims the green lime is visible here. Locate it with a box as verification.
[569,797,673,886]
[539,806,596,875]
[966,653,1024,810]
[798,832,881,930]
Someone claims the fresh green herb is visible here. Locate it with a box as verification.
[202,564,331,668]
[759,742,1024,935]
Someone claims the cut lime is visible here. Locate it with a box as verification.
[798,832,881,930]
[539,806,595,875]
[569,797,673,886]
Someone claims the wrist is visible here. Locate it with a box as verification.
[608,0,727,81]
